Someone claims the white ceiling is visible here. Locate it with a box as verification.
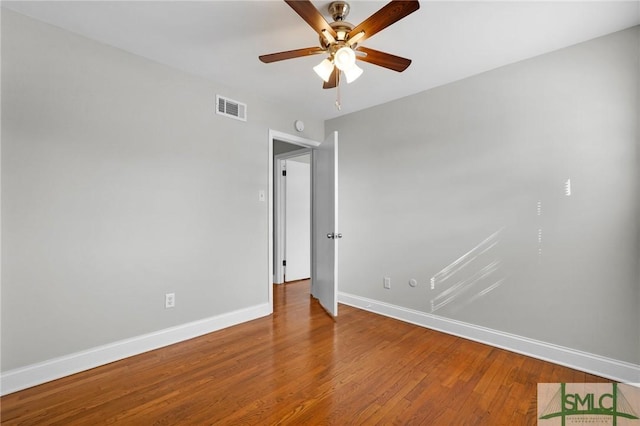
[4,1,639,120]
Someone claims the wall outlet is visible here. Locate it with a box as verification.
[383,277,391,289]
[165,293,175,308]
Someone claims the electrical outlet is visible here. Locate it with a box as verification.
[165,293,175,308]
[383,277,391,289]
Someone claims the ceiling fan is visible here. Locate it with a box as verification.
[259,0,420,90]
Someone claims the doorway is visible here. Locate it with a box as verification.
[274,149,311,284]
[267,129,339,317]
[267,130,320,311]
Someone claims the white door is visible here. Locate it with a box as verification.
[311,131,339,316]
[284,156,311,281]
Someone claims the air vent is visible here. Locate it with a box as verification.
[216,95,247,121]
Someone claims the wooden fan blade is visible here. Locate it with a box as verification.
[285,0,337,39]
[356,46,412,72]
[323,68,339,89]
[259,47,325,63]
[347,0,419,44]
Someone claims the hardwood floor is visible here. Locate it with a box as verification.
[1,280,609,425]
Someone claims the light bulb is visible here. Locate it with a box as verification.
[334,47,356,71]
[313,58,334,82]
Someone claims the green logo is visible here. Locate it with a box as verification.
[539,383,639,425]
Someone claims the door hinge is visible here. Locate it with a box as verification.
[282,170,287,177]
[283,260,286,266]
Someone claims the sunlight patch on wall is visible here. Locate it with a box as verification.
[430,228,506,313]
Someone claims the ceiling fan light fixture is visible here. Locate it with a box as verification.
[313,58,335,82]
[343,63,363,83]
[334,46,356,71]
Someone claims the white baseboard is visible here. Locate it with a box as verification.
[338,292,640,384]
[0,303,272,396]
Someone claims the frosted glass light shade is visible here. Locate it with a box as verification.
[343,63,363,83]
[313,59,334,82]
[334,47,356,71]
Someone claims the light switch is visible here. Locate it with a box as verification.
[259,190,266,202]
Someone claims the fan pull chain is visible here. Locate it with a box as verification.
[335,80,342,110]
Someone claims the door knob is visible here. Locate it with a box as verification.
[326,233,343,239]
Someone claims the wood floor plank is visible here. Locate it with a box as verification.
[1,280,614,425]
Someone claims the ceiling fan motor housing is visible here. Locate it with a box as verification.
[319,1,355,51]
[319,21,355,50]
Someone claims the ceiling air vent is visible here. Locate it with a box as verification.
[216,95,247,122]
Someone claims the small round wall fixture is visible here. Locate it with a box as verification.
[294,120,305,132]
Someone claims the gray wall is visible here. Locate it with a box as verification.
[1,9,323,371]
[328,27,639,364]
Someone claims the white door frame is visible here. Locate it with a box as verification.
[268,129,320,311]
[274,148,311,284]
